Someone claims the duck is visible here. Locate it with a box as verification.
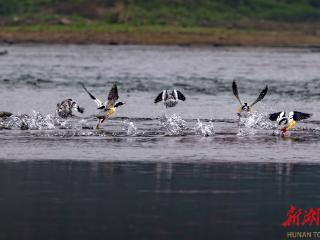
[0,111,12,118]
[56,99,84,118]
[80,83,125,129]
[154,89,186,108]
[269,111,312,135]
[232,80,268,118]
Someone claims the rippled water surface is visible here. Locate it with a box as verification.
[1,44,320,239]
[1,44,320,162]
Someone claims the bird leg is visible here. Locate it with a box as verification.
[281,128,288,137]
[96,117,106,129]
[96,119,102,129]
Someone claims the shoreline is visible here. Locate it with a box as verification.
[1,25,320,47]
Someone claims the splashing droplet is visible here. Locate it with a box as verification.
[122,120,138,136]
[195,119,215,136]
[239,112,274,130]
[159,113,186,135]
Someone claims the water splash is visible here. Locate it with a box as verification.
[78,119,92,130]
[29,111,56,130]
[159,113,186,135]
[237,112,273,136]
[0,111,53,130]
[271,129,282,136]
[237,127,256,136]
[0,111,90,130]
[194,119,215,136]
[239,112,274,129]
[122,120,139,136]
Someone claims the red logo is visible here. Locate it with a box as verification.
[282,205,320,227]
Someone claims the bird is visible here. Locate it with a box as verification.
[0,111,12,118]
[154,89,186,108]
[232,80,268,118]
[269,111,312,135]
[80,83,125,129]
[56,99,84,118]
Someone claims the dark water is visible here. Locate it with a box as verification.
[1,44,320,239]
[1,161,320,240]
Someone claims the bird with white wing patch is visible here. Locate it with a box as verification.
[154,89,186,108]
[269,111,312,136]
[232,80,268,119]
[80,83,125,129]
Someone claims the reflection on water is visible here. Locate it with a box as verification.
[0,161,319,240]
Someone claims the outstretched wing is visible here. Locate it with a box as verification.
[106,83,119,108]
[250,85,268,107]
[232,80,242,105]
[292,111,312,121]
[269,112,282,121]
[154,91,164,104]
[176,90,186,101]
[80,82,104,109]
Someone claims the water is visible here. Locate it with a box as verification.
[1,44,320,239]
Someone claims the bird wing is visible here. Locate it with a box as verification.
[80,82,104,109]
[154,90,168,103]
[176,90,186,101]
[232,80,242,105]
[250,85,268,107]
[154,91,164,104]
[292,111,312,121]
[269,112,283,121]
[106,83,119,108]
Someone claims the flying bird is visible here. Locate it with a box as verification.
[232,80,268,118]
[154,89,186,108]
[80,83,125,129]
[56,99,84,118]
[269,111,312,135]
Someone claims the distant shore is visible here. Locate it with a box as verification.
[1,25,320,47]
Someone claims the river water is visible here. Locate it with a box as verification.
[0,44,320,239]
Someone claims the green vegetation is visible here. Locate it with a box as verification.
[1,0,320,46]
[1,0,320,27]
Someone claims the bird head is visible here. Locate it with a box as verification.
[115,102,125,108]
[241,103,251,112]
